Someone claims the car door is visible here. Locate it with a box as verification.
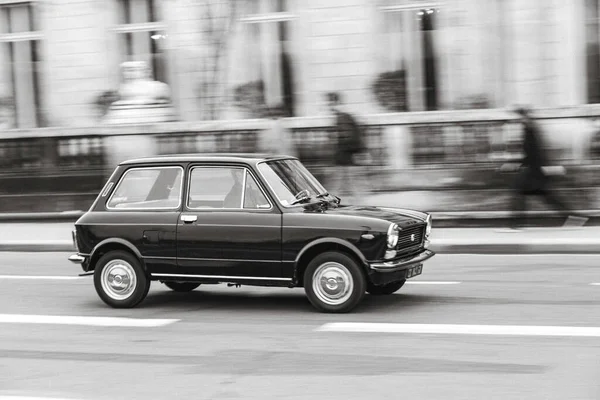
[104,164,184,274]
[175,164,283,280]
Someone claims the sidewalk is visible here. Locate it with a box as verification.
[0,222,599,254]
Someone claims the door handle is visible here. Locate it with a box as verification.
[181,215,197,223]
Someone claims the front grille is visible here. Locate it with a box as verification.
[396,225,425,251]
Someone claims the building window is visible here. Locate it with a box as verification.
[586,0,600,104]
[379,2,441,112]
[114,0,168,83]
[237,0,296,117]
[0,1,44,129]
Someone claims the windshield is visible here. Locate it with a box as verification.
[257,159,329,207]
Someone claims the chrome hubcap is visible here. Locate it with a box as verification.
[101,259,137,301]
[312,262,354,306]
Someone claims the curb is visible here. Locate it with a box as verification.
[430,244,600,254]
[0,211,85,222]
[1,242,598,254]
[0,242,75,252]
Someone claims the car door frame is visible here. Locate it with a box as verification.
[97,163,186,275]
[168,162,288,284]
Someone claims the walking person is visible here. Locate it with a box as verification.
[256,105,296,157]
[506,106,588,230]
[325,92,370,204]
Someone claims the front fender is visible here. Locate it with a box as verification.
[293,237,369,281]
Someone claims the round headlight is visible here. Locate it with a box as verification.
[426,214,432,237]
[387,223,399,248]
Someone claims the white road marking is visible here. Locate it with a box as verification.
[406,281,461,285]
[315,322,600,337]
[0,275,82,281]
[0,314,179,327]
[0,397,81,400]
[591,283,600,286]
[443,253,600,257]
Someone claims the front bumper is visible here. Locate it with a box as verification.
[68,253,91,273]
[368,249,436,285]
[68,254,85,264]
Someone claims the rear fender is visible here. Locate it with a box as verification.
[87,238,145,272]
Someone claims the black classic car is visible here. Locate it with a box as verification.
[69,154,435,313]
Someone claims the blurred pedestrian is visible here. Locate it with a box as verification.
[256,105,296,158]
[325,92,370,204]
[506,106,588,230]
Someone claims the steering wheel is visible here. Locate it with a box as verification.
[291,189,310,205]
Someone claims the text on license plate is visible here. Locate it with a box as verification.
[406,264,423,279]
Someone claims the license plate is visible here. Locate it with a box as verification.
[406,264,423,279]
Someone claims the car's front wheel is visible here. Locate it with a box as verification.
[93,250,150,308]
[367,280,405,295]
[304,251,366,313]
[163,282,201,292]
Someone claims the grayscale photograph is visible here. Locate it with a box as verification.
[0,0,599,399]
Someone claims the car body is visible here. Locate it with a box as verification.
[69,153,435,313]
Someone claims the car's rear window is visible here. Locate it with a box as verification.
[107,166,183,210]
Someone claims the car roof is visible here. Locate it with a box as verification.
[119,153,297,166]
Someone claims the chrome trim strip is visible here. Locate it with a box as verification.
[176,257,280,263]
[241,168,247,208]
[151,273,292,281]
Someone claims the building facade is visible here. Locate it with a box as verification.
[0,0,599,130]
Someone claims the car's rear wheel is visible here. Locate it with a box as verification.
[304,251,366,313]
[93,250,150,308]
[163,282,201,292]
[367,280,406,295]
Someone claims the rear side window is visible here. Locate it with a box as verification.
[107,166,183,210]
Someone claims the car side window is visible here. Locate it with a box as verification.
[187,166,270,210]
[243,172,270,210]
[188,167,243,209]
[107,166,183,210]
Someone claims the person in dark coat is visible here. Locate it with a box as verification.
[508,106,588,229]
[325,92,367,204]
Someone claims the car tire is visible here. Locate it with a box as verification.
[367,280,406,295]
[304,251,366,313]
[163,282,201,292]
[93,250,150,309]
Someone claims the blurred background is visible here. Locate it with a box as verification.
[2,0,600,224]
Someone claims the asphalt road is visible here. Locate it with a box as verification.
[0,252,599,400]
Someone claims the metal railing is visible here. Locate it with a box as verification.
[2,106,600,171]
[0,106,600,213]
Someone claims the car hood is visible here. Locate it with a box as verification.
[317,204,428,227]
